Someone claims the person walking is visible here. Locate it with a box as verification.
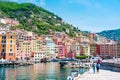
[92,62,96,73]
[96,59,102,73]
[96,63,100,73]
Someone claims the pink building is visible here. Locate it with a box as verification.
[53,32,68,58]
[0,18,19,26]
[65,40,76,58]
[58,42,66,58]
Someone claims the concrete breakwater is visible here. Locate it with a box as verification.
[101,62,120,72]
[0,62,20,67]
[0,62,33,67]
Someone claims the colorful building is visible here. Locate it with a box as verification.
[45,37,56,58]
[96,44,100,55]
[16,31,33,60]
[100,41,117,58]
[75,42,81,56]
[65,39,75,58]
[0,18,19,26]
[0,31,16,60]
[90,43,97,56]
[58,42,66,58]
[80,42,90,56]
[31,39,48,61]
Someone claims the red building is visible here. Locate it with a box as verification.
[96,44,100,55]
[100,43,117,58]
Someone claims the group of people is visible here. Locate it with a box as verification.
[91,58,102,73]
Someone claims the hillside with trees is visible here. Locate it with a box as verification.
[0,1,83,37]
[98,28,120,41]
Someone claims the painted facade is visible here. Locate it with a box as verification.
[100,43,117,58]
[45,37,56,58]
[65,39,76,58]
[80,42,90,56]
[0,32,16,60]
[90,43,97,56]
[32,39,48,61]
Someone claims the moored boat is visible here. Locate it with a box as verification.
[67,70,79,80]
[40,58,50,63]
[51,58,59,62]
[59,61,68,67]
[59,58,75,67]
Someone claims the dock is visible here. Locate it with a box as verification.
[0,62,33,67]
[0,62,20,67]
[76,69,120,80]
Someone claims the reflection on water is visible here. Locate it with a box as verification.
[0,62,88,80]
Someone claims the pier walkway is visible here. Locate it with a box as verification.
[77,69,120,80]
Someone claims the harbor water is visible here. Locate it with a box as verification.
[0,62,88,80]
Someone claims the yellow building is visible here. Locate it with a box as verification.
[0,31,16,60]
[90,43,97,56]
[31,38,49,61]
[80,42,90,56]
[17,40,31,60]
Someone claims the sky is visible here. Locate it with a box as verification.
[7,0,120,32]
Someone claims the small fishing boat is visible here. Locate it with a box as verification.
[59,58,75,67]
[67,70,79,80]
[51,58,59,62]
[70,70,79,77]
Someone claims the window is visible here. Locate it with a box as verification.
[2,45,4,47]
[2,49,4,52]
[10,40,12,43]
[10,36,12,39]
[2,40,6,43]
[2,40,3,43]
[4,40,6,43]
[76,46,79,50]
[2,36,6,39]
[9,53,13,56]
[2,36,4,39]
[10,49,12,52]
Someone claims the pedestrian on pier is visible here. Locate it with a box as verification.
[92,62,96,73]
[96,59,102,73]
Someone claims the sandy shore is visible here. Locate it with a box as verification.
[77,69,120,80]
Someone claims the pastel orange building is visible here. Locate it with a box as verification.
[0,32,16,60]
